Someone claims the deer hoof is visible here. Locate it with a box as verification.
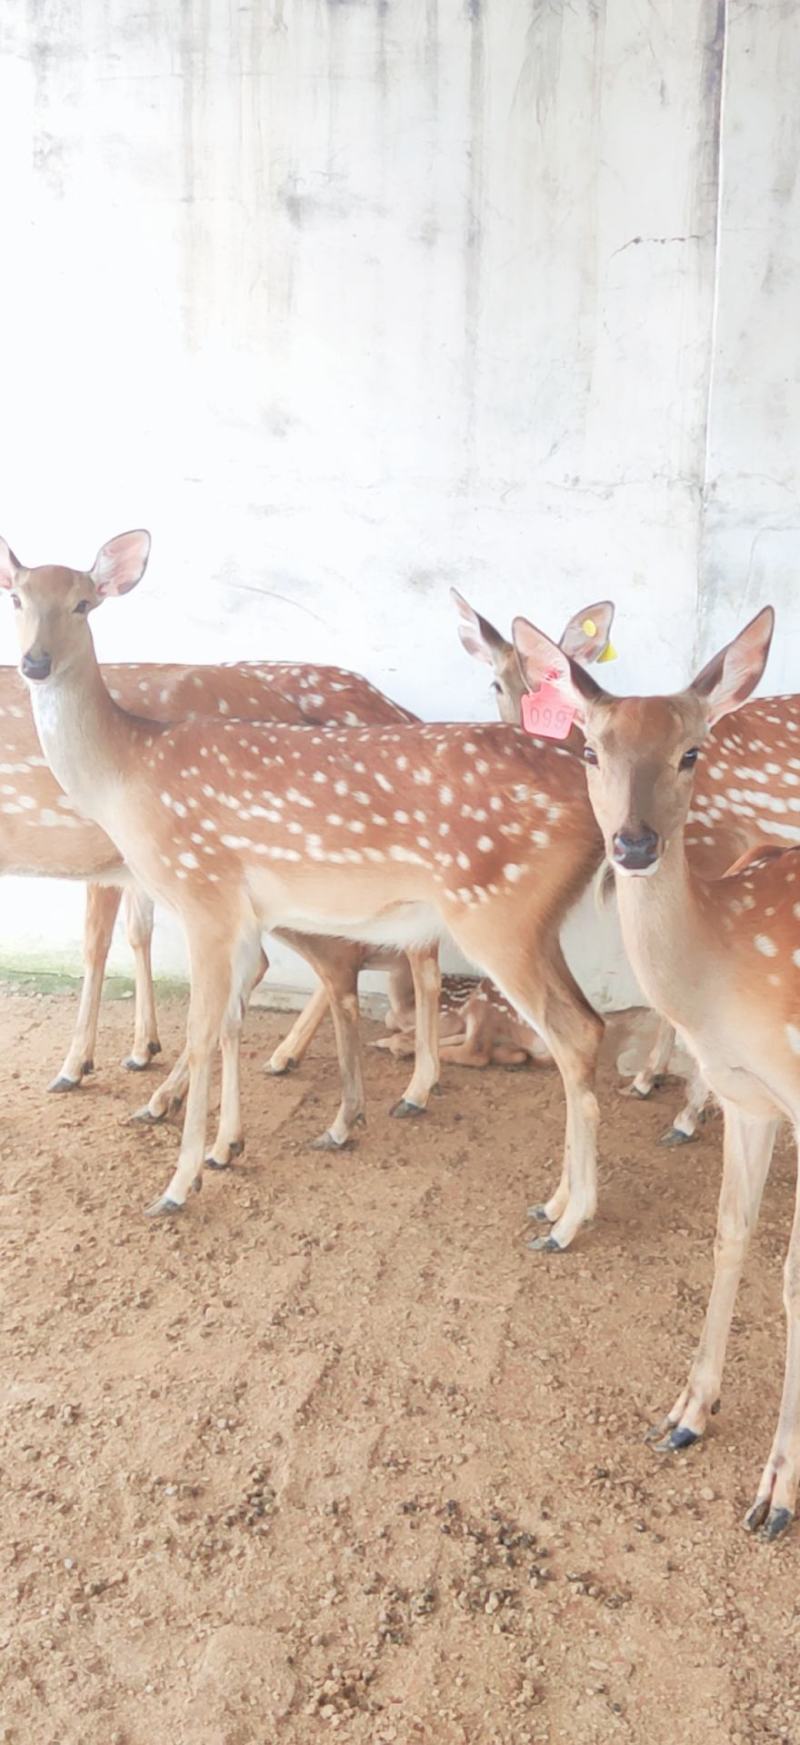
[123,1054,152,1073]
[148,1040,162,1058]
[144,1194,184,1218]
[390,1098,426,1119]
[745,1500,792,1541]
[527,1233,563,1254]
[659,1125,698,1147]
[310,1130,352,1151]
[206,1139,244,1171]
[650,1424,700,1454]
[48,1072,81,1094]
[268,1053,298,1076]
[526,1203,552,1223]
[130,1103,168,1125]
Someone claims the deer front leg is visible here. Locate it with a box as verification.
[648,1104,776,1452]
[121,885,161,1071]
[206,946,269,1169]
[49,882,123,1091]
[745,1144,800,1541]
[391,947,441,1118]
[146,923,262,1216]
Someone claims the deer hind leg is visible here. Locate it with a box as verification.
[627,1016,675,1099]
[660,1059,711,1147]
[49,882,123,1092]
[648,1102,776,1454]
[206,945,269,1169]
[146,918,262,1217]
[391,947,441,1118]
[121,886,161,1072]
[278,933,366,1149]
[269,983,330,1075]
[745,1134,800,1541]
[444,913,603,1253]
[132,1044,190,1125]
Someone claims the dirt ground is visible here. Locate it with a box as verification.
[2,987,799,1745]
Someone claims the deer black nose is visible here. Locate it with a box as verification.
[612,828,660,871]
[21,652,52,682]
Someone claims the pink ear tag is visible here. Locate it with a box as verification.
[521,676,576,740]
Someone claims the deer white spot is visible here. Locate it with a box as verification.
[220,834,253,849]
[396,755,408,771]
[504,863,524,883]
[456,851,470,870]
[348,819,366,833]
[477,835,494,852]
[334,779,349,796]
[394,810,410,825]
[390,844,425,865]
[413,767,432,784]
[754,934,777,956]
[218,699,230,714]
[376,772,394,793]
[439,786,453,806]
[178,851,199,869]
[327,813,343,827]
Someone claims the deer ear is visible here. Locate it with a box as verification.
[0,538,22,591]
[690,607,775,726]
[559,601,615,666]
[512,614,605,722]
[450,588,511,670]
[90,530,151,599]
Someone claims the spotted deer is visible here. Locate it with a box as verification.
[373,965,554,1069]
[0,659,417,1101]
[452,587,800,1142]
[270,596,615,1078]
[513,603,800,1541]
[4,529,605,1241]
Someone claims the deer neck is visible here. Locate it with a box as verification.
[612,834,717,1032]
[28,647,137,826]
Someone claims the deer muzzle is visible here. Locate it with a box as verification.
[611,827,660,873]
[21,651,52,682]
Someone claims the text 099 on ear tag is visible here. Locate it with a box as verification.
[521,682,576,741]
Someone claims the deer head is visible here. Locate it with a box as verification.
[451,588,615,724]
[0,532,151,683]
[511,608,775,875]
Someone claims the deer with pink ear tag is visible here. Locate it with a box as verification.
[513,604,800,1542]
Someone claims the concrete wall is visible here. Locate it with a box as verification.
[0,0,796,1007]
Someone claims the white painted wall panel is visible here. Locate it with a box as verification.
[0,0,793,1012]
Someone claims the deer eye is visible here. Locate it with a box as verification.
[10,593,21,610]
[680,747,699,771]
[490,679,501,694]
[582,745,599,766]
[73,599,91,616]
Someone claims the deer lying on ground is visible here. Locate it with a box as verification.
[374,966,554,1069]
[0,660,418,1101]
[513,603,800,1541]
[4,529,605,1245]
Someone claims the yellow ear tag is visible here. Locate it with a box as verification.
[581,618,597,636]
[597,640,618,663]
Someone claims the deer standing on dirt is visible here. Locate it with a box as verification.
[4,530,605,1242]
[271,596,615,1078]
[0,659,417,1101]
[512,603,800,1541]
